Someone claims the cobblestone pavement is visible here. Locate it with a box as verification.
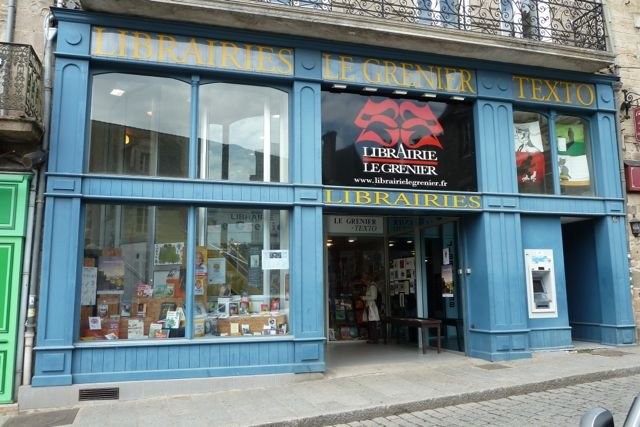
[328,374,640,426]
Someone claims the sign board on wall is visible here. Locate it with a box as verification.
[322,92,477,191]
[326,215,384,235]
[635,107,640,143]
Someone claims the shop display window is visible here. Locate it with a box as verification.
[199,83,289,183]
[195,208,290,338]
[79,204,290,341]
[513,111,592,196]
[88,73,190,177]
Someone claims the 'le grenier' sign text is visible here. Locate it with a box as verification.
[323,53,476,95]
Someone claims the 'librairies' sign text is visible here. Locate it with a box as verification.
[91,27,293,76]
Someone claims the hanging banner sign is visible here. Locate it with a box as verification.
[322,92,477,191]
[91,27,293,76]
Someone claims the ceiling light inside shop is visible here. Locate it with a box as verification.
[348,238,356,243]
[451,95,465,101]
[363,87,378,92]
[393,90,408,95]
[422,93,437,98]
[332,84,347,90]
[110,88,125,96]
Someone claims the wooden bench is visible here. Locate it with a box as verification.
[383,317,442,354]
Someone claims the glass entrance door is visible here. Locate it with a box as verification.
[423,221,464,352]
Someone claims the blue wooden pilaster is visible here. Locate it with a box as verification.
[467,73,530,360]
[33,20,91,386]
[291,48,324,371]
[475,71,516,194]
[465,212,529,361]
[594,217,636,345]
[591,112,623,199]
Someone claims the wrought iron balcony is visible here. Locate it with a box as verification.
[0,43,44,144]
[266,0,606,51]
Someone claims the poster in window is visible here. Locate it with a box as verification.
[514,121,545,191]
[154,242,184,265]
[248,246,262,288]
[207,258,226,284]
[441,264,454,297]
[81,266,98,305]
[97,256,125,292]
[262,250,289,270]
[556,123,590,186]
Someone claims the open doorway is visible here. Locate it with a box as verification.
[325,214,466,355]
[562,218,598,342]
[326,235,385,342]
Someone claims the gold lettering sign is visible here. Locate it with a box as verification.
[324,189,481,209]
[323,53,476,95]
[512,76,595,107]
[92,27,293,76]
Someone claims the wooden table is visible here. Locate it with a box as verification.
[383,317,442,354]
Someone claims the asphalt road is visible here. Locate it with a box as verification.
[329,373,640,426]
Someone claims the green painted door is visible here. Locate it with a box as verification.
[0,175,30,404]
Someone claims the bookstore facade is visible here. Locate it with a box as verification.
[32,8,635,387]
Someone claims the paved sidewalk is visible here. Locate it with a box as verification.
[3,342,640,427]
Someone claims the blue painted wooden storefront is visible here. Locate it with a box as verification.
[32,9,635,386]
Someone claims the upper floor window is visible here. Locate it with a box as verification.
[198,83,289,183]
[88,74,290,183]
[514,111,592,196]
[88,73,190,177]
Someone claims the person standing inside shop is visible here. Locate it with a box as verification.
[361,274,380,344]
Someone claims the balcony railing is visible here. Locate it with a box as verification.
[0,43,43,125]
[265,0,606,51]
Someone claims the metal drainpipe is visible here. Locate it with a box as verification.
[4,0,16,42]
[20,12,56,387]
[14,171,36,398]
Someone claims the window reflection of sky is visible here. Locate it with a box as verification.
[91,73,190,139]
[199,83,288,182]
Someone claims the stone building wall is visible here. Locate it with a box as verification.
[609,0,640,340]
[0,0,51,59]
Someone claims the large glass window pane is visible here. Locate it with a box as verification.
[81,204,188,340]
[198,83,289,182]
[556,115,592,196]
[88,73,190,177]
[193,208,290,338]
[513,111,552,194]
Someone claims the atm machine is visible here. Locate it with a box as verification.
[524,249,557,318]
